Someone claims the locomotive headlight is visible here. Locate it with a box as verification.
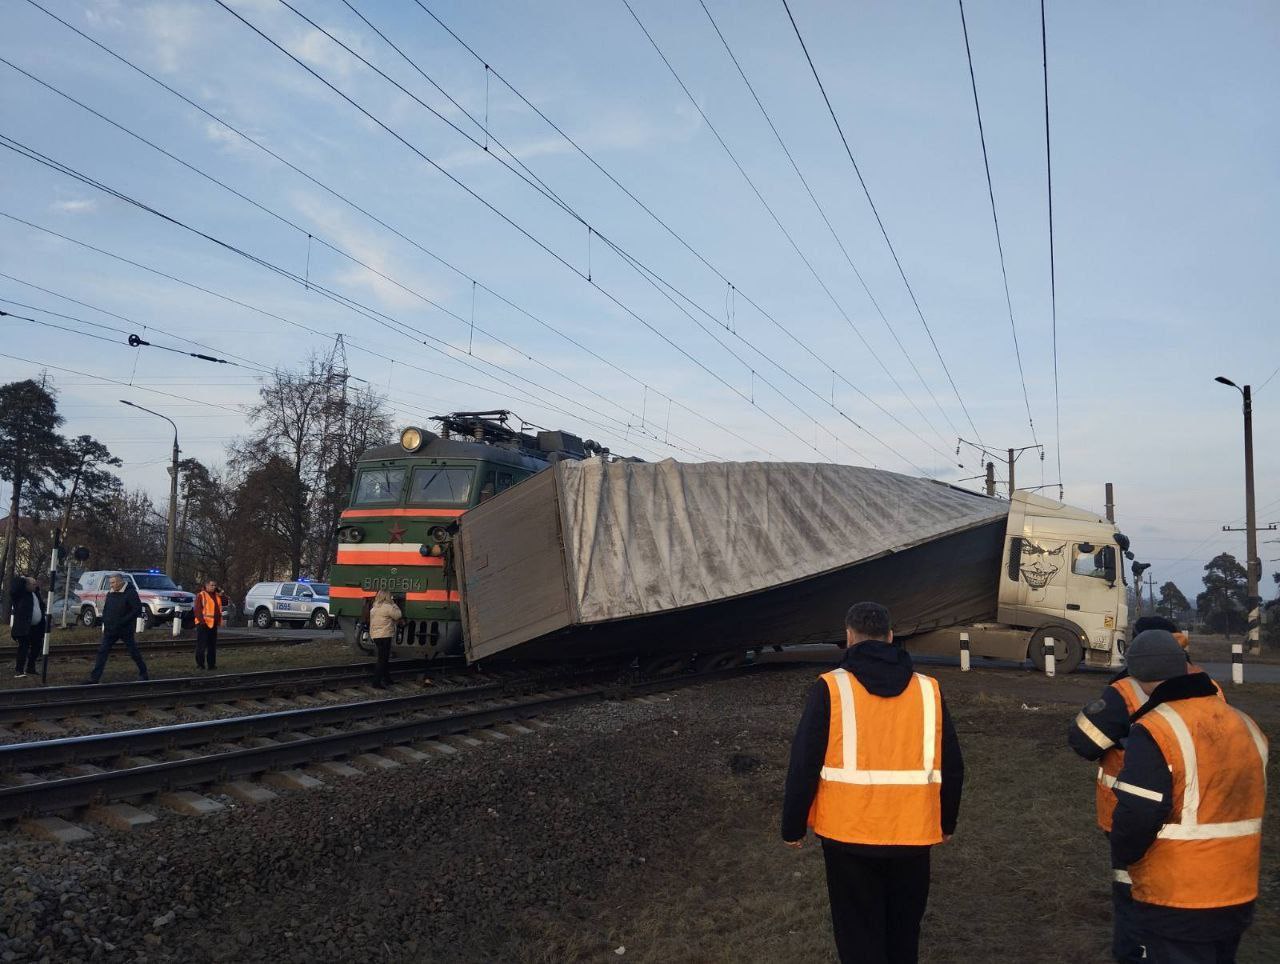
[400,426,425,452]
[338,525,365,544]
[428,525,450,544]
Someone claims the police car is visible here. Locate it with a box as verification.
[243,581,332,630]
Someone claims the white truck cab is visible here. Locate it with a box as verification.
[908,491,1129,673]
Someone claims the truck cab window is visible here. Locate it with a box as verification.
[353,467,406,505]
[1072,544,1115,580]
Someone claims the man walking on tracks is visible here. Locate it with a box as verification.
[193,579,227,671]
[1110,629,1266,963]
[1068,616,1222,963]
[86,573,149,683]
[781,602,964,964]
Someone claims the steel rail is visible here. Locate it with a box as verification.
[0,634,316,661]
[0,661,443,724]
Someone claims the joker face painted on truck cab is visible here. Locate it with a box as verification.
[1019,540,1065,591]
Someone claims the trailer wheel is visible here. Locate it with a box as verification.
[1028,627,1083,675]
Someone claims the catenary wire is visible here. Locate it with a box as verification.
[0,269,273,374]
[406,0,932,468]
[16,0,730,465]
[693,0,961,445]
[1040,0,1063,495]
[616,0,953,455]
[0,137,715,462]
[955,0,1038,447]
[200,2,861,464]
[0,56,699,452]
[0,196,712,464]
[217,0,882,466]
[778,0,985,447]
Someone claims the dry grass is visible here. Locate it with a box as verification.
[1190,634,1280,666]
[513,667,1280,963]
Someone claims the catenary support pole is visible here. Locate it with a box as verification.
[1243,385,1261,655]
[1008,448,1016,495]
[985,463,995,497]
[1105,483,1115,523]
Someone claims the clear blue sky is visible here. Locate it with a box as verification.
[1,0,1277,600]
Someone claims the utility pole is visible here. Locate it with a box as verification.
[1105,482,1115,523]
[120,400,180,576]
[985,462,996,497]
[1145,573,1157,616]
[957,439,1043,499]
[1216,377,1272,654]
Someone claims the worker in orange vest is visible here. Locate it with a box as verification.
[782,602,964,964]
[1068,616,1221,962]
[193,579,227,671]
[1110,629,1266,962]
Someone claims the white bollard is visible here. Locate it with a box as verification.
[1232,642,1244,686]
[171,615,182,638]
[959,632,971,671]
[135,615,146,635]
[1044,636,1056,678]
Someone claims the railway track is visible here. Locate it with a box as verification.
[0,633,316,662]
[0,663,767,827]
[0,659,453,726]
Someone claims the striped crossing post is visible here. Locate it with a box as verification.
[1247,596,1261,658]
[1232,641,1244,686]
[960,632,971,671]
[1044,636,1056,678]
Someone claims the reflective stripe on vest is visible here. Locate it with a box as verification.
[1095,677,1149,831]
[1128,699,1267,909]
[808,669,944,846]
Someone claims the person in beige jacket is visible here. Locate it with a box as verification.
[367,589,401,688]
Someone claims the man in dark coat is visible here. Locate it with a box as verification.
[782,602,965,964]
[8,575,41,678]
[86,573,149,683]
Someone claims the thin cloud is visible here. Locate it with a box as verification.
[52,199,98,214]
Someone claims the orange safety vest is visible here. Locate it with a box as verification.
[1095,676,1149,832]
[808,668,944,846]
[196,590,223,629]
[1127,697,1267,909]
[1094,667,1223,832]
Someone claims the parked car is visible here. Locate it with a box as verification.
[243,581,332,630]
[77,570,195,628]
[49,591,81,625]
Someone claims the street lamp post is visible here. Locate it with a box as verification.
[120,400,179,576]
[1215,377,1264,654]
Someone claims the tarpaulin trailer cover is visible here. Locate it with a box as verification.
[455,460,1010,662]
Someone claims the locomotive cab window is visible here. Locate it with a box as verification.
[353,467,406,505]
[408,466,475,506]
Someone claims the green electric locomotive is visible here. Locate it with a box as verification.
[330,411,613,658]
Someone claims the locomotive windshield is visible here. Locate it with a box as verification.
[408,466,475,506]
[352,467,407,505]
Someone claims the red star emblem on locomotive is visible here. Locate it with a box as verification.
[387,522,407,544]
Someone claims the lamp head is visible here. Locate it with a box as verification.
[1215,376,1237,388]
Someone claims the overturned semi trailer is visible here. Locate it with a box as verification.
[454,460,1010,664]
